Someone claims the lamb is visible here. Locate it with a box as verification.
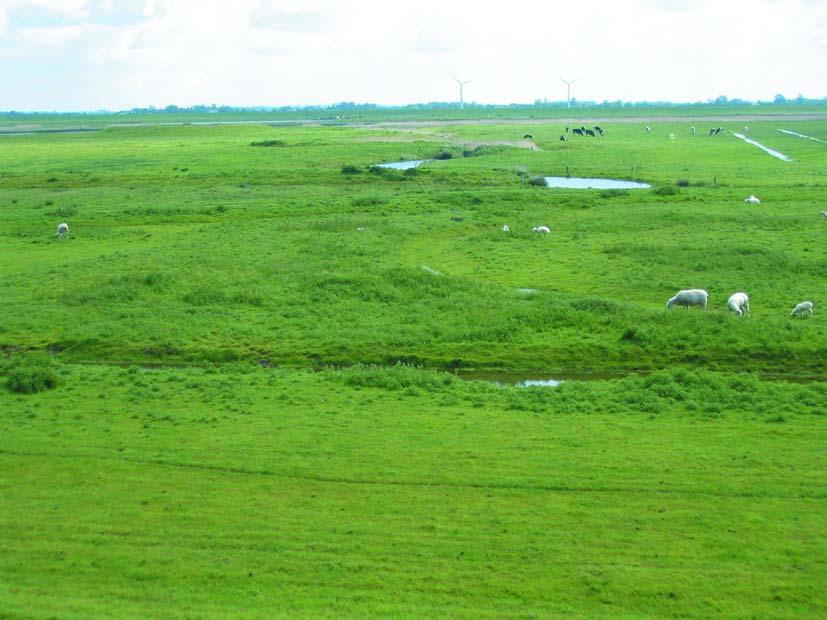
[727,292,750,316]
[532,226,551,234]
[56,222,69,239]
[666,289,708,309]
[790,301,814,318]
[744,195,761,205]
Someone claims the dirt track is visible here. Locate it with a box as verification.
[357,114,827,129]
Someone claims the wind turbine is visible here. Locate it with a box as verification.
[559,76,580,108]
[453,76,472,109]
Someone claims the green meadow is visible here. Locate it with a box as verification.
[1,112,825,618]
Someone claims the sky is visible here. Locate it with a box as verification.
[1,0,826,111]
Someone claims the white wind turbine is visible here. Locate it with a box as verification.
[453,76,472,109]
[559,76,580,108]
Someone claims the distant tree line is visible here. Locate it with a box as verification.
[2,94,826,116]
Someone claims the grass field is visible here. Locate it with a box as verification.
[1,111,825,618]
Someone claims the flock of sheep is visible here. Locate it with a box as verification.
[665,289,814,318]
[501,228,815,319]
[53,123,818,320]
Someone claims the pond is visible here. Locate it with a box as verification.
[543,177,651,189]
[374,159,427,170]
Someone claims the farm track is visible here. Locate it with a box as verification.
[2,448,823,500]
[3,113,827,134]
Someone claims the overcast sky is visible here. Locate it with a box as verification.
[1,0,826,111]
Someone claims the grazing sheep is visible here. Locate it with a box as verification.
[744,195,761,204]
[791,301,814,318]
[727,292,750,316]
[502,224,510,232]
[56,222,69,239]
[532,226,551,234]
[666,289,708,309]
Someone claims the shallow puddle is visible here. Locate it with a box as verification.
[732,133,793,161]
[543,177,651,189]
[457,370,627,387]
[374,159,427,170]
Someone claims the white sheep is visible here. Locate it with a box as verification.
[532,226,550,234]
[790,301,814,318]
[502,224,510,232]
[56,222,69,239]
[744,195,760,205]
[666,289,708,309]
[727,292,750,316]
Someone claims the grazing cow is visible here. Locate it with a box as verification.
[523,134,533,139]
[727,292,750,316]
[594,126,603,136]
[502,224,510,232]
[716,127,723,135]
[646,126,652,134]
[666,289,709,309]
[821,211,827,218]
[565,125,569,133]
[744,195,761,205]
[709,128,716,136]
[691,126,696,135]
[572,128,584,136]
[584,129,595,137]
[560,135,568,141]
[531,226,551,234]
[56,222,69,239]
[791,301,814,318]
